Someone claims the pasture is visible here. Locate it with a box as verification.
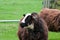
[0,0,42,20]
[0,0,60,40]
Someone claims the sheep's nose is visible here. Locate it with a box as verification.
[20,23,27,28]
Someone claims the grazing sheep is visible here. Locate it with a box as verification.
[40,8,60,31]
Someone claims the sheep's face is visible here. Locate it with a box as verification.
[20,13,32,28]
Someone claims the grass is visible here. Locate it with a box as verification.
[0,0,60,40]
[0,0,43,20]
[49,32,60,40]
[0,22,18,40]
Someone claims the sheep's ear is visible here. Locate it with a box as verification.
[31,12,37,19]
[32,15,38,20]
[23,14,25,17]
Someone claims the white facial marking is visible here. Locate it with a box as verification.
[28,24,34,29]
[21,13,31,23]
[24,23,34,30]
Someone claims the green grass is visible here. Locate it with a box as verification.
[49,32,60,40]
[0,0,43,20]
[0,22,18,40]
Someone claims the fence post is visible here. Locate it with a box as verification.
[43,0,50,8]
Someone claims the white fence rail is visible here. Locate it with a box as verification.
[0,20,20,22]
